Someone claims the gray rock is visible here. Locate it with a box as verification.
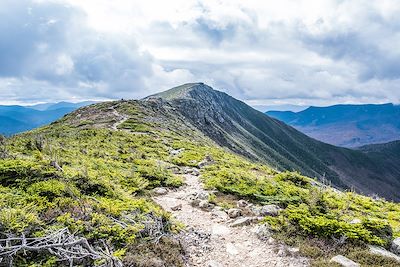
[153,187,168,195]
[211,210,229,221]
[227,208,242,218]
[196,191,209,200]
[391,237,400,255]
[230,217,252,227]
[349,218,362,224]
[330,255,360,267]
[170,148,184,156]
[190,198,201,207]
[369,245,400,262]
[237,199,248,207]
[171,203,182,211]
[253,224,272,240]
[198,155,214,168]
[198,200,214,210]
[259,204,281,217]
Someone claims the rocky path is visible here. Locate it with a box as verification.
[110,107,129,130]
[153,172,309,267]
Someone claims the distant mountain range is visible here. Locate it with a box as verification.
[0,101,95,136]
[266,103,400,147]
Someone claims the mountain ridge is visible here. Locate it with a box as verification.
[3,83,400,265]
[134,83,400,200]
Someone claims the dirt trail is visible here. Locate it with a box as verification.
[153,173,309,267]
[110,107,129,130]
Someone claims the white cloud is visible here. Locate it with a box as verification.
[1,0,400,107]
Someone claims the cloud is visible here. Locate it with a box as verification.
[1,0,400,107]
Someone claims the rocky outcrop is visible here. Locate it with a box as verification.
[369,245,400,262]
[330,255,360,267]
[391,237,400,255]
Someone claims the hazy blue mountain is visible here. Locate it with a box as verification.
[28,101,96,111]
[0,102,96,136]
[267,103,400,147]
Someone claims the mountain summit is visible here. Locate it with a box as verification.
[145,84,400,200]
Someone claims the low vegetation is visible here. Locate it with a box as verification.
[1,100,400,266]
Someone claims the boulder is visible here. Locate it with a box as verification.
[196,191,209,200]
[190,198,201,207]
[153,187,168,195]
[330,255,360,267]
[391,237,400,255]
[369,245,400,262]
[253,224,272,240]
[198,200,213,210]
[259,204,281,217]
[237,199,249,208]
[227,208,242,218]
[211,210,229,221]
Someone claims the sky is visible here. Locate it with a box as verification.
[1,0,400,110]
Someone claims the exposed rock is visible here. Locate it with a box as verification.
[237,199,248,208]
[196,191,209,200]
[211,210,229,221]
[184,167,200,176]
[287,247,300,255]
[198,155,215,168]
[153,187,168,195]
[171,203,182,211]
[369,245,400,262]
[190,198,201,207]
[391,237,400,255]
[170,148,184,156]
[253,224,272,240]
[199,200,214,210]
[330,255,360,267]
[349,218,362,224]
[230,217,252,227]
[227,208,242,218]
[259,204,281,217]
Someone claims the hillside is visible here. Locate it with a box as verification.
[1,83,400,266]
[267,104,400,147]
[0,102,95,136]
[147,83,400,201]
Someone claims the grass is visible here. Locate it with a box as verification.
[1,100,400,265]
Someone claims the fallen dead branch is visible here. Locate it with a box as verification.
[0,228,122,267]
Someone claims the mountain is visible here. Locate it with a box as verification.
[145,83,400,201]
[0,101,96,136]
[2,83,400,266]
[267,103,400,147]
[29,101,96,111]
